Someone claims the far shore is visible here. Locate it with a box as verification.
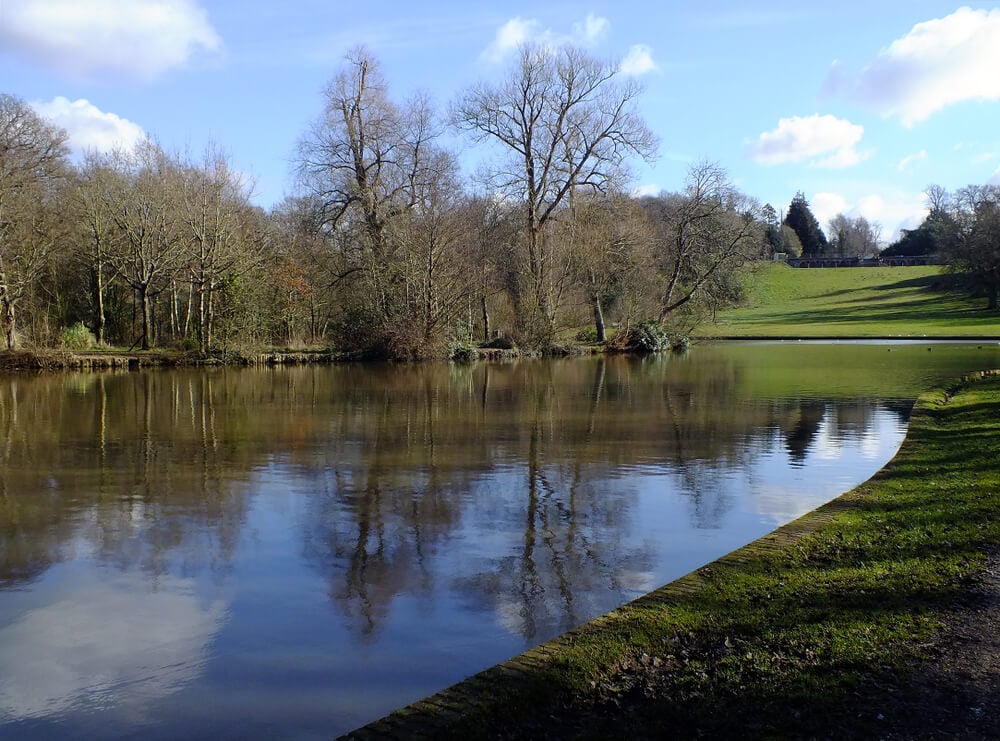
[3,332,1000,373]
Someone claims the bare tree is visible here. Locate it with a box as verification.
[104,140,186,350]
[0,94,69,349]
[74,152,123,345]
[179,144,261,351]
[461,193,520,343]
[392,147,471,351]
[644,162,762,324]
[270,196,337,343]
[827,213,882,258]
[559,192,652,341]
[949,184,1000,310]
[296,47,455,355]
[452,44,657,345]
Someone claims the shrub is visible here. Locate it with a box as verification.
[173,336,200,352]
[450,344,477,362]
[610,322,689,353]
[60,322,96,350]
[631,322,672,352]
[480,334,516,350]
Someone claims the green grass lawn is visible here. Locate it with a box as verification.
[700,263,1000,338]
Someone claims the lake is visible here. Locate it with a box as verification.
[1,341,998,738]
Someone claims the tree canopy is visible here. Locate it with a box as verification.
[783,192,828,257]
[7,47,996,359]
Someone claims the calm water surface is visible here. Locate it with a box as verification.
[1,342,998,738]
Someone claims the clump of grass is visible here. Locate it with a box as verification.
[59,322,96,350]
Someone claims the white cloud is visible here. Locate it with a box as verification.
[480,17,539,63]
[620,44,658,76]
[812,190,928,240]
[897,149,927,173]
[811,192,850,227]
[836,7,1000,126]
[572,13,610,45]
[480,13,611,63]
[632,183,661,198]
[31,97,145,155]
[0,0,222,80]
[990,165,1000,186]
[0,575,225,721]
[749,114,868,169]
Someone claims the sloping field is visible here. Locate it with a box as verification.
[701,263,1000,338]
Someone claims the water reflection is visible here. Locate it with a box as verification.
[1,343,999,738]
[0,571,225,723]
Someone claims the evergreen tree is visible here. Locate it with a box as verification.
[760,203,783,254]
[882,206,957,256]
[783,192,828,256]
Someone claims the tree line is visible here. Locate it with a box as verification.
[2,46,997,359]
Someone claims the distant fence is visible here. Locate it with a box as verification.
[779,255,943,268]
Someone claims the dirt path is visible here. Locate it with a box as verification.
[872,552,1000,740]
[574,554,1000,740]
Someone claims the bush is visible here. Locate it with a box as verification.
[60,322,96,350]
[610,322,689,353]
[480,334,516,350]
[173,336,200,352]
[631,322,673,352]
[450,344,477,362]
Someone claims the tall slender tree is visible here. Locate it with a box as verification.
[783,192,828,257]
[0,94,70,350]
[296,47,459,356]
[646,162,762,324]
[452,44,657,346]
[104,140,186,350]
[179,144,261,352]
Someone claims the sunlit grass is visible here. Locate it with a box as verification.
[701,263,1000,338]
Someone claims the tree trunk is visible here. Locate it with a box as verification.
[197,285,207,352]
[2,296,16,351]
[526,223,553,341]
[591,293,606,343]
[206,285,214,351]
[169,281,179,341]
[139,284,151,350]
[182,282,193,337]
[589,269,605,342]
[93,263,106,345]
[481,295,490,343]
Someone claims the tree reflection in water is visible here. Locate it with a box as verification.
[1,343,998,737]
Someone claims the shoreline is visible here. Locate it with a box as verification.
[343,369,1000,739]
[2,335,1000,373]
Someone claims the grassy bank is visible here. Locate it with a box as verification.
[701,263,1000,338]
[0,347,341,371]
[349,371,1000,739]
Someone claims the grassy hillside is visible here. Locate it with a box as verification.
[700,263,1000,338]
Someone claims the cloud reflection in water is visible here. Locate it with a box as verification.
[0,573,226,723]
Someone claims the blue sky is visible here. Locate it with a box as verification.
[3,1,999,241]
